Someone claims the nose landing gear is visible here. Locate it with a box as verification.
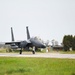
[32,46,35,54]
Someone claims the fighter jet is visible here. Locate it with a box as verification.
[5,26,46,54]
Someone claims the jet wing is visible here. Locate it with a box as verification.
[5,40,32,47]
[5,41,21,45]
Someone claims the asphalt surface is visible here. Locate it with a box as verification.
[0,53,75,59]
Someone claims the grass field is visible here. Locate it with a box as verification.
[0,57,75,75]
[60,51,75,54]
[0,48,75,54]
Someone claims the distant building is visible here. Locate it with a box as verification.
[52,45,64,50]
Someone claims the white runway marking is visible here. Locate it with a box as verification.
[0,53,75,59]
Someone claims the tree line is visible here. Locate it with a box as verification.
[63,35,75,51]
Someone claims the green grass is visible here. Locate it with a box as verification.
[0,49,7,53]
[0,48,75,54]
[60,51,75,54]
[49,50,75,54]
[0,57,75,75]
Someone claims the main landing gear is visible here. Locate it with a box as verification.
[20,48,22,54]
[19,47,36,54]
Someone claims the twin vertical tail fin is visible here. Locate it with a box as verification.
[11,27,15,41]
[26,26,30,40]
[11,26,30,41]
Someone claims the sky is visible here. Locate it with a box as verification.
[0,0,75,44]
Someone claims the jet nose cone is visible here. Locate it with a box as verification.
[42,44,46,48]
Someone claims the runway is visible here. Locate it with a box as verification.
[0,53,75,59]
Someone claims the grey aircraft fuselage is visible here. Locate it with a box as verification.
[19,38,46,49]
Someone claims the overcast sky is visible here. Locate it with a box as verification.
[0,0,75,44]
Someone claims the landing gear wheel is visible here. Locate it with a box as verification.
[20,48,22,54]
[32,50,35,54]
